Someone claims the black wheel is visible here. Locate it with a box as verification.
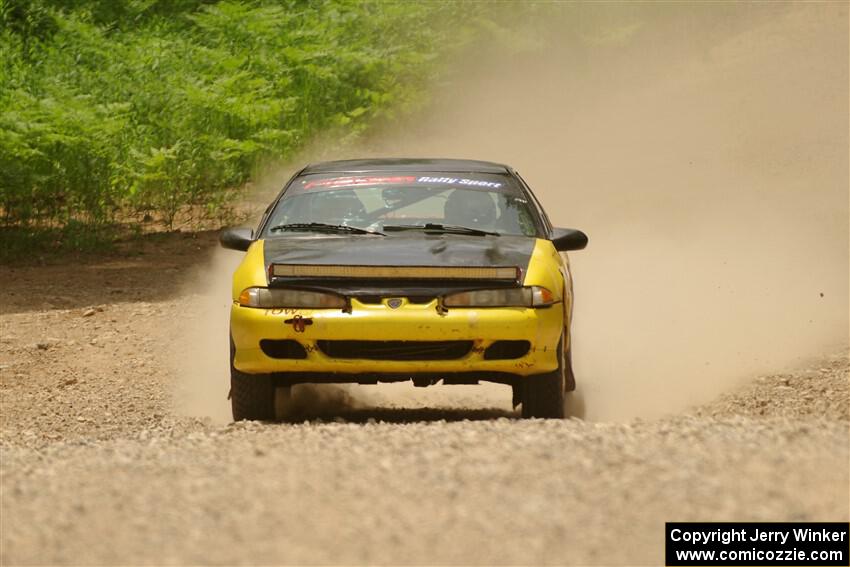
[521,335,566,419]
[230,338,275,421]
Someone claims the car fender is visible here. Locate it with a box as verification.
[231,239,267,303]
[522,238,567,305]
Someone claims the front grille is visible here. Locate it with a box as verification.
[483,340,531,360]
[356,295,436,305]
[260,339,308,359]
[317,340,472,361]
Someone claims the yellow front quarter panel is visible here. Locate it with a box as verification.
[231,239,267,302]
[523,239,567,299]
[523,238,572,350]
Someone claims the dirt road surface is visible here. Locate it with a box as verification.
[2,4,849,566]
[1,234,847,565]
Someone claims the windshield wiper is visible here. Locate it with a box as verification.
[269,222,385,236]
[383,223,500,237]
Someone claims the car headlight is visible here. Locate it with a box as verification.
[442,286,556,308]
[238,287,346,309]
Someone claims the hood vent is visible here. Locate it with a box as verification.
[270,264,519,282]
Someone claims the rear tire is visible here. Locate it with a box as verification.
[521,335,566,419]
[230,338,275,421]
[274,385,294,420]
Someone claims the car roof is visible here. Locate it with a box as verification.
[300,158,512,175]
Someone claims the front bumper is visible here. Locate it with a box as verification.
[230,298,563,377]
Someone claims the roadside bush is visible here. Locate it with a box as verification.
[0,0,482,232]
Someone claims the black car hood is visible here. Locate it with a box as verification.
[262,233,537,294]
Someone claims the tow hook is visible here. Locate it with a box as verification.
[284,315,313,333]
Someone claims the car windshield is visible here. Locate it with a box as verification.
[263,172,541,237]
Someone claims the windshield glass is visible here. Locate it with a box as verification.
[263,172,541,237]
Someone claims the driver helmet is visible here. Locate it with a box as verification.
[316,190,365,224]
[443,189,497,227]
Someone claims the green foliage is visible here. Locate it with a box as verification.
[0,0,481,234]
[0,221,115,263]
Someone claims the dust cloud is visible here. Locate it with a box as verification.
[169,248,239,424]
[172,3,848,422]
[355,3,849,420]
[169,248,376,423]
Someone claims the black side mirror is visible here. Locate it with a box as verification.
[551,228,588,252]
[220,227,254,251]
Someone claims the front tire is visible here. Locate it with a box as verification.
[231,368,275,421]
[521,335,566,419]
[230,338,274,421]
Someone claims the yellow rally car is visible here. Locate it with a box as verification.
[220,159,587,420]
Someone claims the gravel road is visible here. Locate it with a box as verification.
[1,234,847,565]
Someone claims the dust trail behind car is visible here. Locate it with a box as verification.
[355,3,849,420]
[171,3,848,422]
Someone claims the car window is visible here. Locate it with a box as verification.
[263,173,541,237]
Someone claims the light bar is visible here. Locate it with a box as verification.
[270,264,519,281]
